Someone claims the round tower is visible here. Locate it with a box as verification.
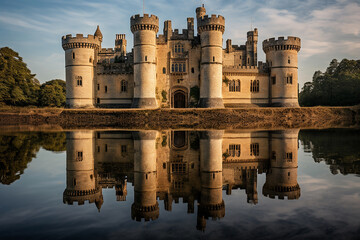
[197,131,225,231]
[197,11,225,108]
[131,131,159,221]
[263,129,300,200]
[62,30,101,108]
[130,14,159,108]
[263,37,301,107]
[63,131,103,211]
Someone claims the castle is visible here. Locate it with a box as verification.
[62,5,301,108]
[63,129,300,229]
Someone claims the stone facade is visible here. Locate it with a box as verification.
[62,5,301,109]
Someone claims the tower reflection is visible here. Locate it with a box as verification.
[64,129,301,230]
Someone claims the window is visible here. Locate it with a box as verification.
[191,67,194,73]
[76,76,82,86]
[72,52,75,59]
[97,146,100,152]
[121,145,127,153]
[172,63,186,73]
[248,58,250,64]
[97,98,100,104]
[121,80,128,92]
[163,163,166,169]
[73,178,76,186]
[240,55,242,59]
[171,163,186,174]
[163,67,166,74]
[250,80,259,92]
[183,64,186,72]
[229,80,235,92]
[213,56,215,62]
[105,144,108,152]
[174,44,184,53]
[175,64,178,72]
[145,56,147,61]
[229,144,241,157]
[250,143,259,156]
[89,57,92,63]
[76,151,83,161]
[172,64,175,72]
[97,84,100,91]
[105,86,108,93]
[271,151,276,161]
[288,57,291,64]
[286,152,293,162]
[272,76,276,85]
[286,75,293,84]
[179,64,182,72]
[236,80,241,92]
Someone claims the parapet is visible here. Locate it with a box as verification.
[116,34,126,40]
[62,34,101,50]
[262,183,301,200]
[130,14,159,33]
[247,28,258,37]
[262,36,301,53]
[198,14,225,34]
[131,202,159,222]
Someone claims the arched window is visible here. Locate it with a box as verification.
[163,67,166,74]
[213,56,215,62]
[72,52,75,59]
[172,64,175,73]
[89,57,92,63]
[181,46,184,52]
[179,64,182,72]
[121,80,128,92]
[76,76,82,86]
[288,56,291,64]
[183,64,186,72]
[229,80,236,92]
[236,80,241,92]
[145,56,147,61]
[250,80,259,92]
[175,64,178,72]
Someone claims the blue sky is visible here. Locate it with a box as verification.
[0,0,359,88]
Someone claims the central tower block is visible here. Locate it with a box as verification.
[197,11,225,108]
[130,14,159,108]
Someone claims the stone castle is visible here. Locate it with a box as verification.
[62,5,301,108]
[63,129,300,229]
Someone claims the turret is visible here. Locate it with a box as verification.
[115,34,127,57]
[63,131,103,211]
[196,5,206,26]
[131,131,159,221]
[163,20,172,41]
[197,7,225,108]
[263,129,301,200]
[130,14,159,108]
[246,28,258,66]
[62,30,101,108]
[263,37,301,107]
[197,131,225,231]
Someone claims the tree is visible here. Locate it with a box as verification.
[299,59,360,106]
[39,79,66,107]
[0,47,40,106]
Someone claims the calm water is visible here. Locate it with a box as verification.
[0,129,359,240]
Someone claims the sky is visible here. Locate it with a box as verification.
[0,0,359,88]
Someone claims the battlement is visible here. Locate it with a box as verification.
[131,202,159,222]
[62,34,101,50]
[262,36,301,53]
[116,34,126,40]
[198,14,225,34]
[247,28,258,36]
[63,187,102,205]
[130,14,159,33]
[262,183,301,200]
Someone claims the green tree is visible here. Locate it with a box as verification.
[39,79,66,107]
[0,47,40,106]
[299,59,360,106]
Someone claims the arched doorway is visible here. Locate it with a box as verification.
[173,90,187,108]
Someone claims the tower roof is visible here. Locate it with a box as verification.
[94,25,103,41]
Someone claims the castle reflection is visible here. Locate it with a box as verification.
[63,129,300,230]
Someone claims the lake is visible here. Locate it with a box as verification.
[0,128,359,240]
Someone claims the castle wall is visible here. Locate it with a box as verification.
[96,73,134,107]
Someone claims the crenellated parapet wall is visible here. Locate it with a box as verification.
[197,15,225,34]
[262,36,301,53]
[62,34,101,50]
[130,14,159,33]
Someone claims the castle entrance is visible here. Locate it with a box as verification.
[173,90,187,108]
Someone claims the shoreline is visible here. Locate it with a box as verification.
[0,106,359,130]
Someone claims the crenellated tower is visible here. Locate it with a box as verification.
[197,6,225,108]
[263,37,301,107]
[115,34,127,57]
[130,14,159,108]
[263,129,301,200]
[197,130,225,231]
[63,131,103,211]
[131,131,159,221]
[246,28,258,66]
[62,28,101,108]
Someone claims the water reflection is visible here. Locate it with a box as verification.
[63,129,301,229]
